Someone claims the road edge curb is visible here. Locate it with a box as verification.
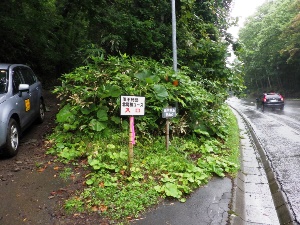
[229,105,297,225]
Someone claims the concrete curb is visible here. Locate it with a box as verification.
[229,107,284,225]
[240,112,298,225]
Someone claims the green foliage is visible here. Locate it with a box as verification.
[0,0,89,80]
[0,0,237,90]
[1,1,243,221]
[65,197,85,213]
[53,55,232,140]
[239,0,300,95]
[48,98,240,223]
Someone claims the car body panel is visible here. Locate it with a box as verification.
[0,63,43,151]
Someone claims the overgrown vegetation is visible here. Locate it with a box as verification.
[238,0,300,97]
[0,0,245,223]
[0,0,238,84]
[47,55,241,223]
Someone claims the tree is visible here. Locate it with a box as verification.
[0,0,242,98]
[239,0,300,96]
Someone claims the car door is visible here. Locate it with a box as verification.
[12,67,33,128]
[19,67,39,117]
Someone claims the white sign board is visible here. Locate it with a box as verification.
[120,96,145,116]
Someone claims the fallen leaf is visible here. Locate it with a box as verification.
[37,168,45,172]
[99,182,104,188]
[91,206,99,212]
[100,205,108,212]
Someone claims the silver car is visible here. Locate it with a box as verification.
[0,64,45,157]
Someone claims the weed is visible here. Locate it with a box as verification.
[65,197,84,213]
[59,167,73,181]
[35,162,43,169]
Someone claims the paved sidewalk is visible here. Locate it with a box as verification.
[230,108,280,225]
[131,177,232,225]
[131,106,280,225]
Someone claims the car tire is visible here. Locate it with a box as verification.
[280,106,284,110]
[36,100,45,124]
[5,118,20,157]
[262,104,265,112]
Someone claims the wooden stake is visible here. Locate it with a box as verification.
[166,119,170,150]
[129,116,134,168]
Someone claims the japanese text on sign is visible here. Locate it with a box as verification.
[120,96,145,116]
[162,107,176,118]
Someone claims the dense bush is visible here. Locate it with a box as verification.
[48,54,240,222]
[53,54,230,141]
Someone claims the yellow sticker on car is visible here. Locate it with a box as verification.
[25,99,30,111]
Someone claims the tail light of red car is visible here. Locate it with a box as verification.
[280,95,284,101]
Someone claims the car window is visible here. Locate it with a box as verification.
[20,67,36,85]
[12,69,24,94]
[0,70,8,94]
[266,94,278,98]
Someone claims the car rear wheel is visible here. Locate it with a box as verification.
[5,118,20,157]
[36,100,45,123]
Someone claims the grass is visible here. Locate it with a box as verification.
[59,167,73,181]
[224,108,241,174]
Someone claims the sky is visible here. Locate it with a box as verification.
[228,0,267,39]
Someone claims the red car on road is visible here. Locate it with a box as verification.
[256,93,284,112]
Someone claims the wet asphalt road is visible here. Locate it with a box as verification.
[228,97,300,223]
[131,177,232,225]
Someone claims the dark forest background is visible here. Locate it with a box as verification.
[0,0,234,87]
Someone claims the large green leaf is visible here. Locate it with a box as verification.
[164,182,182,198]
[81,104,97,115]
[97,110,108,121]
[56,104,75,123]
[101,84,122,98]
[153,84,168,101]
[111,116,121,124]
[107,85,122,97]
[135,70,160,84]
[63,123,77,131]
[81,107,92,115]
[89,119,107,131]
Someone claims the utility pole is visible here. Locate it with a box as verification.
[171,0,177,73]
[165,0,178,151]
